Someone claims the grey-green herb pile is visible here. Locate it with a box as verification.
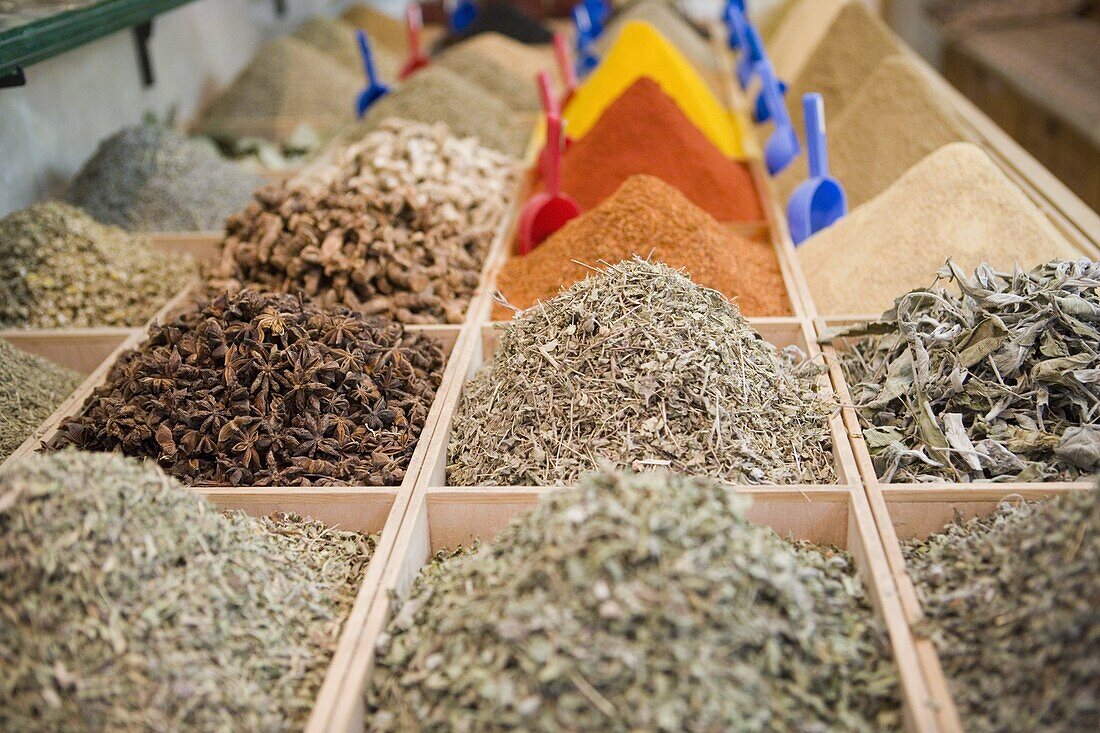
[365,468,902,731]
[344,65,530,158]
[0,340,80,460]
[904,486,1100,731]
[0,202,196,328]
[829,259,1100,482]
[435,42,542,114]
[449,258,836,485]
[0,451,375,732]
[65,122,262,232]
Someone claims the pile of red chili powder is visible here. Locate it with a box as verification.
[554,77,763,222]
[493,175,791,319]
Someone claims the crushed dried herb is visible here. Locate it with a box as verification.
[451,258,835,486]
[0,339,81,461]
[0,202,196,328]
[212,119,516,325]
[0,450,374,732]
[828,259,1100,482]
[365,468,901,731]
[56,290,444,487]
[904,486,1100,731]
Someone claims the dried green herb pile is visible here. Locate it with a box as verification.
[65,122,262,232]
[0,450,374,733]
[434,43,541,114]
[212,119,516,324]
[904,487,1100,731]
[449,259,835,485]
[831,259,1100,483]
[56,290,444,486]
[365,468,902,731]
[0,202,196,328]
[345,66,530,158]
[0,340,80,460]
[292,16,399,80]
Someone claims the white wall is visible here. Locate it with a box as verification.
[0,0,355,216]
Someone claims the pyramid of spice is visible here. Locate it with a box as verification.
[798,143,1080,315]
[437,0,553,48]
[829,259,1100,483]
[212,119,516,324]
[596,0,717,77]
[556,78,762,221]
[292,15,400,81]
[783,1,903,136]
[496,176,788,319]
[194,37,361,145]
[904,487,1099,731]
[451,259,834,486]
[0,202,195,328]
[766,0,846,79]
[0,340,80,461]
[775,55,971,208]
[451,32,558,86]
[365,468,902,732]
[65,122,263,232]
[348,65,529,158]
[435,42,541,114]
[56,289,444,487]
[342,3,408,55]
[0,451,374,733]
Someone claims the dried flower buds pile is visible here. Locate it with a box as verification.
[57,290,444,486]
[211,119,517,324]
[449,259,836,485]
[0,451,374,732]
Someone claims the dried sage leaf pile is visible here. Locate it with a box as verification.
[0,202,196,328]
[365,468,901,731]
[65,122,262,232]
[904,486,1100,731]
[830,259,1100,482]
[211,119,516,324]
[56,290,444,486]
[449,258,836,485]
[0,339,81,460]
[0,451,374,733]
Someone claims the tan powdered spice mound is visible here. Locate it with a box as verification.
[456,33,558,86]
[783,2,902,137]
[195,37,361,144]
[341,3,408,55]
[798,143,1081,315]
[435,43,541,113]
[292,16,400,81]
[776,56,971,207]
[766,0,847,79]
[494,175,791,319]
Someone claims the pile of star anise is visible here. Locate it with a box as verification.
[56,290,445,487]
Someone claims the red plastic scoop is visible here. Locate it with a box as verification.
[535,71,572,183]
[552,33,578,108]
[399,3,430,80]
[518,112,580,255]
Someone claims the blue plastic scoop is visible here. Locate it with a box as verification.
[572,5,600,78]
[723,0,746,49]
[788,93,847,245]
[757,59,800,175]
[355,30,390,118]
[449,0,477,33]
[754,77,787,123]
[730,8,756,88]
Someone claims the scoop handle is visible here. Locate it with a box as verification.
[572,4,592,46]
[405,3,423,60]
[553,33,577,99]
[545,114,564,196]
[357,30,380,86]
[803,93,829,179]
[537,70,557,116]
[757,59,791,129]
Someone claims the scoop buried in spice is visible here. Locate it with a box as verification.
[355,30,390,116]
[758,59,800,175]
[398,3,430,80]
[787,93,847,245]
[518,112,580,254]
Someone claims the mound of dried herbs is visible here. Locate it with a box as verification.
[0,450,374,733]
[904,486,1100,731]
[449,258,836,485]
[211,119,516,324]
[65,122,262,232]
[56,290,444,486]
[365,468,901,731]
[828,260,1100,482]
[0,202,196,328]
[0,339,81,460]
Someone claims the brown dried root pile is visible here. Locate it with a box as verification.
[211,119,517,324]
[448,259,837,485]
[57,290,444,487]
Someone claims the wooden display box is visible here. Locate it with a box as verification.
[317,483,941,732]
[872,485,1092,733]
